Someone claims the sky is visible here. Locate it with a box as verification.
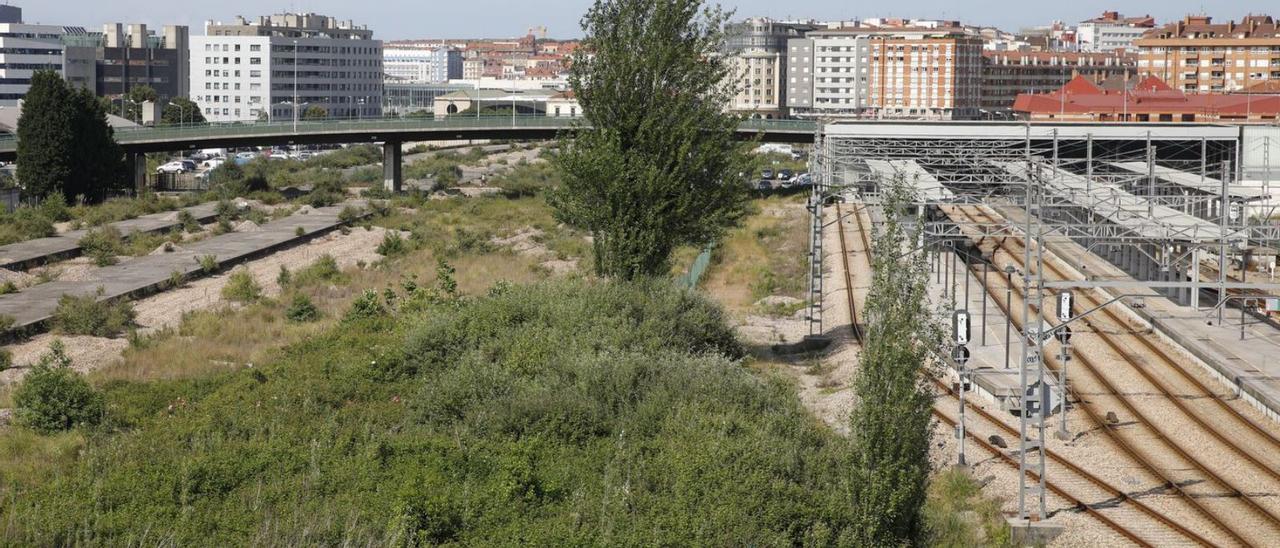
[17,1,1272,41]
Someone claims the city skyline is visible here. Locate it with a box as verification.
[15,0,1276,40]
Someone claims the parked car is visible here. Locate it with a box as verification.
[203,158,226,170]
[180,159,197,172]
[793,173,813,187]
[756,180,773,191]
[156,161,188,174]
[761,169,774,180]
[779,169,794,180]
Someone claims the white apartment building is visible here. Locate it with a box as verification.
[384,46,461,83]
[786,33,872,116]
[725,18,817,118]
[190,13,382,123]
[1077,11,1154,53]
[0,22,71,105]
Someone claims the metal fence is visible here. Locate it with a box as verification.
[676,245,715,289]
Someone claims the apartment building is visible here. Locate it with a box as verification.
[981,50,1135,114]
[190,13,382,123]
[785,31,871,117]
[867,30,984,119]
[384,45,461,83]
[724,17,816,118]
[1136,15,1280,93]
[785,22,983,120]
[1077,11,1154,53]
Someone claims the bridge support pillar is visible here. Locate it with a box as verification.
[130,152,147,195]
[383,141,402,193]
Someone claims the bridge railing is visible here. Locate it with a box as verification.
[0,115,816,151]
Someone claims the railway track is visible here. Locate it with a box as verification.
[832,198,1208,546]
[944,203,1280,546]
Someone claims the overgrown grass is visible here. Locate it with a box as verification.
[0,278,869,545]
[924,469,1012,547]
[701,195,809,315]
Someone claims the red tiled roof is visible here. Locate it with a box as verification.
[1014,77,1280,116]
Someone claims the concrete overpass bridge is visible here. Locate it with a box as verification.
[0,116,818,192]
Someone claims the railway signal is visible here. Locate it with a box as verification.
[953,309,971,467]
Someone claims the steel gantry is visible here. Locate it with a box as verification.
[808,120,1280,523]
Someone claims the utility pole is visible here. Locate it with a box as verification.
[1017,124,1049,522]
[293,39,299,133]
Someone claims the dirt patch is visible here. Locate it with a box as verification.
[0,268,35,286]
[490,228,579,275]
[0,335,130,384]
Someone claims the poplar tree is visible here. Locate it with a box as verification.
[551,0,750,279]
[848,179,942,545]
[16,71,75,200]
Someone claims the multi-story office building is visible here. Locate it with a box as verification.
[0,4,71,105]
[981,50,1135,115]
[1077,12,1154,53]
[1136,15,1280,94]
[384,46,461,82]
[724,17,817,118]
[190,13,382,123]
[85,24,189,102]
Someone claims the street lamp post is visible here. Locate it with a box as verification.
[292,39,299,134]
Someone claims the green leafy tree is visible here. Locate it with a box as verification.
[550,0,750,279]
[302,105,328,120]
[16,71,76,200]
[847,180,941,545]
[68,87,127,202]
[13,341,104,433]
[161,97,206,125]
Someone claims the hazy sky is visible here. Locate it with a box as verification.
[18,1,1273,41]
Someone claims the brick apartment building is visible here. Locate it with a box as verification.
[981,50,1135,115]
[1136,15,1280,93]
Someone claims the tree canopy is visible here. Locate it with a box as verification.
[17,71,126,203]
[550,0,750,279]
[161,97,206,125]
[302,105,328,120]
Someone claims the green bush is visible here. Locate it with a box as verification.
[51,292,135,337]
[343,289,385,322]
[338,205,362,224]
[0,348,11,371]
[12,347,103,433]
[375,231,408,257]
[284,294,320,323]
[0,280,17,295]
[292,254,346,287]
[40,191,72,222]
[0,207,56,245]
[197,254,219,274]
[79,225,126,266]
[221,270,262,303]
[177,209,199,232]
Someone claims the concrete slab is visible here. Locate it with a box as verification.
[1006,517,1064,546]
[0,202,221,271]
[0,202,364,335]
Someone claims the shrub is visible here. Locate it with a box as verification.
[343,289,385,322]
[40,192,72,222]
[0,314,14,331]
[12,348,104,433]
[0,348,9,371]
[376,231,408,257]
[167,270,184,289]
[221,269,262,303]
[292,254,345,287]
[276,265,292,287]
[338,205,362,224]
[177,209,199,232]
[51,291,135,337]
[295,226,306,237]
[79,226,125,266]
[197,254,219,274]
[285,294,320,323]
[0,280,17,295]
